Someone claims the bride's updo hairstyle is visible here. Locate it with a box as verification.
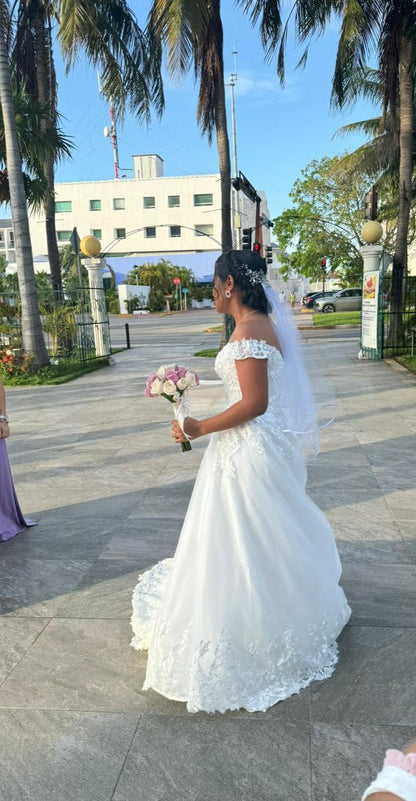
[215,250,269,314]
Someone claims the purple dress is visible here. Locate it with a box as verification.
[0,439,35,542]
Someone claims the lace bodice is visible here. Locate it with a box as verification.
[212,338,299,476]
[215,338,285,411]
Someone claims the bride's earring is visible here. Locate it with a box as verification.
[225,290,232,298]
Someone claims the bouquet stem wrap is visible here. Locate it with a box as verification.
[174,395,192,452]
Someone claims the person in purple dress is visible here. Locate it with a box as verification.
[0,379,35,542]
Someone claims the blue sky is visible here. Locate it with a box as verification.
[54,2,378,219]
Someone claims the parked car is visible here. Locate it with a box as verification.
[302,291,320,306]
[314,287,362,313]
[302,290,337,309]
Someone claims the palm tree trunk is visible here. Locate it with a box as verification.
[34,14,63,300]
[212,0,233,344]
[0,21,49,366]
[388,36,413,348]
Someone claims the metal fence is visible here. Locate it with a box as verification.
[0,286,111,365]
[381,275,416,358]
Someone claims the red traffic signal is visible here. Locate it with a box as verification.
[253,242,261,252]
[321,259,327,268]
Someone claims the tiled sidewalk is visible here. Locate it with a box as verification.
[0,328,415,801]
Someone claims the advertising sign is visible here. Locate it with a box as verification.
[361,272,380,351]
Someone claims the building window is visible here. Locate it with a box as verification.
[113,198,125,210]
[8,231,14,247]
[143,196,155,209]
[57,230,72,242]
[168,195,180,208]
[90,229,102,239]
[195,224,214,237]
[193,193,213,207]
[55,200,72,212]
[0,232,4,248]
[89,199,101,211]
[114,228,126,239]
[169,225,181,238]
[145,226,156,238]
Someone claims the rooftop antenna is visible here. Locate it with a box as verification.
[98,71,119,180]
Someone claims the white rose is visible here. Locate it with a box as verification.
[150,378,164,395]
[176,377,188,391]
[173,392,180,402]
[163,380,176,395]
[185,371,197,387]
[157,366,166,380]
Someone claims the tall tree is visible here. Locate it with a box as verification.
[149,0,232,253]
[0,2,49,365]
[11,0,164,296]
[273,154,391,286]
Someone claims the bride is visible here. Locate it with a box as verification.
[131,249,351,713]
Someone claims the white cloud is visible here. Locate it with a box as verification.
[228,70,302,105]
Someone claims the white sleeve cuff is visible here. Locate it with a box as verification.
[362,765,416,801]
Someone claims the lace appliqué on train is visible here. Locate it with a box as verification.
[132,560,350,713]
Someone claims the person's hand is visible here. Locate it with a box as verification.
[171,417,201,444]
[0,421,9,439]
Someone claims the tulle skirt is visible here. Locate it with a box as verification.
[131,429,350,713]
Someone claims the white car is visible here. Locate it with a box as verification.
[313,288,362,313]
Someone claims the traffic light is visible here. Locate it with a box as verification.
[265,246,273,264]
[242,228,252,250]
[321,258,327,269]
[253,242,261,253]
[363,186,378,220]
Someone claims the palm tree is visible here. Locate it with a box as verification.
[0,2,49,366]
[11,0,164,297]
[240,0,415,341]
[0,85,72,208]
[148,0,232,253]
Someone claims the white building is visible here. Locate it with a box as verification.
[26,154,271,269]
[0,219,16,269]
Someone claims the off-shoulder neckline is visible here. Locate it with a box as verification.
[226,337,282,357]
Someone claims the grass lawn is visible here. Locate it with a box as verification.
[1,348,124,386]
[312,311,361,327]
[396,355,416,374]
[204,324,222,333]
[194,348,220,358]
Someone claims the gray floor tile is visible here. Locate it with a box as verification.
[56,559,145,619]
[0,557,91,616]
[0,709,139,801]
[341,562,416,626]
[0,618,49,686]
[0,619,148,712]
[310,627,416,725]
[112,715,311,801]
[311,722,416,801]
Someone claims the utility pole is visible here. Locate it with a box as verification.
[226,48,240,249]
[98,71,119,180]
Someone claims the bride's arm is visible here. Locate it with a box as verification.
[173,358,268,441]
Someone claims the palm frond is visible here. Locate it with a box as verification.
[148,0,208,77]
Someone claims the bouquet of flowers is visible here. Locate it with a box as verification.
[145,364,200,452]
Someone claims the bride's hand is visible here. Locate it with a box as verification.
[171,418,201,443]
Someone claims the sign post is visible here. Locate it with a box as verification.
[173,277,181,311]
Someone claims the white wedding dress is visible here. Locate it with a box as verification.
[131,338,351,713]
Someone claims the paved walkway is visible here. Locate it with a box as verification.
[1,320,416,801]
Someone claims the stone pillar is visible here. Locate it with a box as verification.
[359,244,383,360]
[84,257,110,357]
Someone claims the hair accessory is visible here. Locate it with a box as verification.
[245,268,270,287]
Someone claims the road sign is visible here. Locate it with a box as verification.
[173,277,181,285]
[182,287,189,293]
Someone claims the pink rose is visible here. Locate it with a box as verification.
[177,367,187,379]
